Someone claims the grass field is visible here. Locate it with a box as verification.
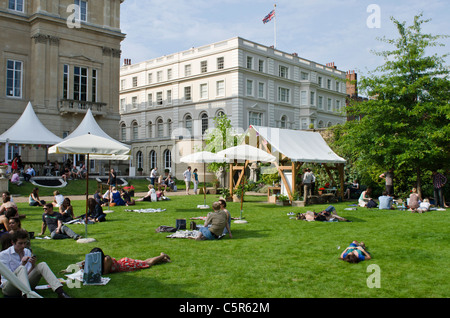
[2,190,450,299]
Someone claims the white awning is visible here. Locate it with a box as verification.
[248,126,346,164]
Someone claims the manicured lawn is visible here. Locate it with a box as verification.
[3,193,450,298]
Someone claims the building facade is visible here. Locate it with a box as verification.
[119,37,347,179]
[0,0,125,167]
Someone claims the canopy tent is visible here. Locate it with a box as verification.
[247,126,346,202]
[0,102,63,163]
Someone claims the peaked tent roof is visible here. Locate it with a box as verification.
[67,109,130,160]
[66,108,117,141]
[248,125,346,164]
[0,102,63,145]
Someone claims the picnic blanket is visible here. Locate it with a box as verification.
[166,230,200,239]
[125,208,166,213]
[65,219,95,225]
[190,216,240,220]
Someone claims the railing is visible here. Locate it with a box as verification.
[58,99,107,116]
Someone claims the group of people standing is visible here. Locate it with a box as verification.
[356,169,448,210]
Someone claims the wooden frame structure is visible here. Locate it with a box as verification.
[229,127,346,203]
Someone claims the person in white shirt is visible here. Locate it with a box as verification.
[183,166,192,195]
[52,190,65,208]
[0,229,71,298]
[150,167,158,186]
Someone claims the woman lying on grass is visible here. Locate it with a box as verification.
[339,241,371,263]
[86,248,171,274]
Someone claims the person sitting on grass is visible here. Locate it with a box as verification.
[29,187,45,207]
[193,201,232,241]
[408,188,420,212]
[358,187,372,207]
[87,198,106,222]
[121,188,136,206]
[0,229,71,298]
[52,190,65,209]
[38,204,81,240]
[416,198,431,213]
[84,247,171,274]
[378,191,394,210]
[0,208,19,237]
[0,194,18,215]
[59,198,74,223]
[136,184,156,202]
[339,241,372,263]
[110,187,125,206]
[218,199,232,235]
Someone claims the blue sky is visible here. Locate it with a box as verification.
[120,0,450,77]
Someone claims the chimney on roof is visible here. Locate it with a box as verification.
[346,70,358,97]
[123,58,131,66]
[292,52,298,57]
[326,62,336,69]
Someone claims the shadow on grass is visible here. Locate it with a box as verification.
[227,229,270,240]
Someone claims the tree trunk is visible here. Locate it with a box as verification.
[416,167,422,200]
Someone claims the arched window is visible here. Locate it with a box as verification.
[163,149,172,171]
[149,150,157,169]
[280,115,287,128]
[132,121,138,140]
[318,120,324,128]
[216,110,225,118]
[157,118,164,138]
[327,121,333,128]
[136,151,143,169]
[185,114,193,136]
[120,123,126,141]
[201,113,208,135]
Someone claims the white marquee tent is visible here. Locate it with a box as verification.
[0,102,63,163]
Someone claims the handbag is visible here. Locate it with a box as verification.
[176,219,186,230]
[83,251,102,284]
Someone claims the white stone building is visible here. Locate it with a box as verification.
[119,37,347,179]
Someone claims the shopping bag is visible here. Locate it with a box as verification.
[83,251,102,284]
[176,219,186,230]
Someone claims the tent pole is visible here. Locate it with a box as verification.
[85,153,90,238]
[203,162,206,206]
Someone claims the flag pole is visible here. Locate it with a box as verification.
[274,3,277,48]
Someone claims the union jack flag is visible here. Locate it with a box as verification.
[262,9,275,24]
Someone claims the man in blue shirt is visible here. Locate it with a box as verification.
[378,191,394,210]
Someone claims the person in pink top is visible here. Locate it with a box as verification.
[86,248,171,274]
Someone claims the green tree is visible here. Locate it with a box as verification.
[203,113,244,173]
[335,14,450,198]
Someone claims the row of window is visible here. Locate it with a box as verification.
[121,112,214,141]
[122,57,225,90]
[5,59,98,102]
[245,55,344,92]
[8,0,88,21]
[135,149,172,171]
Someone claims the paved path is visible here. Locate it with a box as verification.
[12,191,265,203]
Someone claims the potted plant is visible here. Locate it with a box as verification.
[0,163,8,177]
[137,167,143,176]
[318,187,325,195]
[219,187,232,201]
[276,194,291,206]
